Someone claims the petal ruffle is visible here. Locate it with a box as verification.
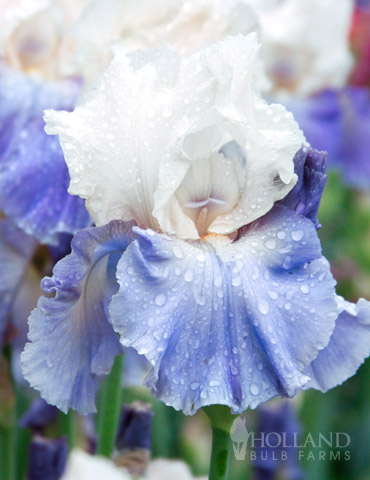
[21,221,135,414]
[0,66,91,245]
[110,206,338,414]
[0,218,37,345]
[45,35,304,239]
[285,87,370,189]
[306,297,370,391]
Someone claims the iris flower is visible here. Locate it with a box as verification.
[21,35,370,416]
[0,0,91,244]
[248,0,370,189]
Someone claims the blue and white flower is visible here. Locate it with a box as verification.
[22,35,370,415]
[246,0,354,98]
[247,0,370,189]
[0,0,91,245]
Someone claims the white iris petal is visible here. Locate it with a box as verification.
[71,0,260,86]
[45,34,304,239]
[247,0,354,97]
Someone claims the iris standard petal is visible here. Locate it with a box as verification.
[0,66,91,245]
[45,35,303,239]
[306,297,370,392]
[21,221,135,414]
[285,87,370,189]
[110,206,338,414]
[0,218,37,345]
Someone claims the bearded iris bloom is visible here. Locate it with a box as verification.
[247,0,370,189]
[0,1,91,245]
[21,35,370,417]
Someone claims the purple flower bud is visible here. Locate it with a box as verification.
[115,402,153,451]
[28,435,68,480]
[19,398,58,431]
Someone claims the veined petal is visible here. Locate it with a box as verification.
[0,66,91,245]
[306,297,370,391]
[0,218,37,345]
[110,206,338,414]
[21,221,135,414]
[285,87,370,189]
[45,35,303,240]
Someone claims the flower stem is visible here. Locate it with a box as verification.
[0,425,16,480]
[209,426,232,480]
[204,405,235,480]
[59,410,76,449]
[0,348,16,480]
[97,354,124,457]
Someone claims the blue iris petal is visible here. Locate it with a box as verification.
[21,221,135,414]
[306,297,370,391]
[0,218,37,345]
[0,65,91,245]
[110,206,339,415]
[285,88,370,189]
[278,147,327,229]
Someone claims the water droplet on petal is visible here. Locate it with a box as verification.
[155,294,166,306]
[257,299,269,315]
[250,383,260,396]
[184,269,194,282]
[291,230,304,241]
[300,285,309,294]
[265,239,276,250]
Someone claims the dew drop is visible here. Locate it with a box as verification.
[184,269,194,282]
[173,246,184,258]
[209,380,220,387]
[265,239,276,250]
[268,290,278,300]
[291,230,304,241]
[250,383,260,396]
[257,299,269,315]
[155,294,166,306]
